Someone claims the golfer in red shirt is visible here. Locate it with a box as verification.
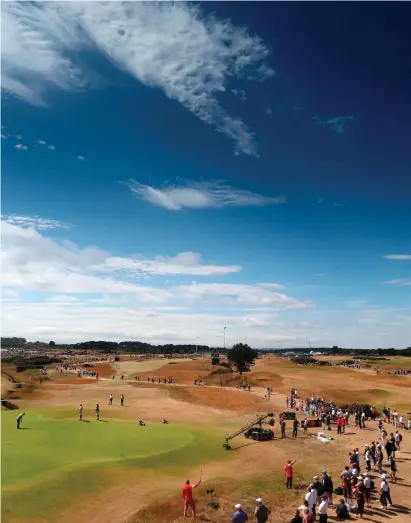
[182,471,202,517]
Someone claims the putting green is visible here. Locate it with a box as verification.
[1,409,226,521]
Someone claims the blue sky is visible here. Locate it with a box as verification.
[1,1,410,348]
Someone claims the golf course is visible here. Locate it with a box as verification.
[2,355,411,523]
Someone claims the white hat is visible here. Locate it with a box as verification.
[313,476,319,480]
[235,504,242,509]
[256,498,263,504]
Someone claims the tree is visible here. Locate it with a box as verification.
[227,343,258,375]
[49,341,56,346]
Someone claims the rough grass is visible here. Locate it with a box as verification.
[167,385,266,412]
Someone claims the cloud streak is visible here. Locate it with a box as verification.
[313,115,355,133]
[1,214,72,230]
[384,254,411,260]
[128,180,286,211]
[386,279,411,286]
[2,1,274,155]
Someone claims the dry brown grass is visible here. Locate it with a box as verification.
[167,385,266,412]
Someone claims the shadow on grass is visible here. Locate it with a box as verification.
[232,441,259,450]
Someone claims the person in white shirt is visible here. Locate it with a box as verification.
[298,501,312,516]
[364,446,371,471]
[363,473,372,507]
[305,485,317,520]
[392,411,398,427]
[399,416,404,429]
[380,476,389,508]
[318,495,328,523]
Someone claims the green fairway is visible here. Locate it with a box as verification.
[1,409,227,522]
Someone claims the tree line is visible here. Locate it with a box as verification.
[1,337,410,356]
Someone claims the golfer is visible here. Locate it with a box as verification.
[16,412,25,429]
[79,404,84,421]
[182,471,202,517]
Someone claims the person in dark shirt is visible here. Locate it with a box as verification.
[232,504,248,523]
[254,498,271,523]
[290,509,303,523]
[335,499,350,520]
[292,419,300,438]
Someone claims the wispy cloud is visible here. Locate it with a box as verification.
[48,145,56,150]
[14,143,28,151]
[266,107,272,115]
[128,180,286,211]
[333,203,343,207]
[317,197,324,204]
[1,214,72,230]
[232,89,247,102]
[106,252,242,277]
[313,115,355,133]
[76,155,85,161]
[2,2,274,156]
[37,140,47,145]
[384,254,411,260]
[385,279,411,286]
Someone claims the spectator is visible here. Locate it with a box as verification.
[254,498,271,523]
[290,509,303,523]
[285,459,296,489]
[233,504,249,523]
[335,498,350,520]
[318,495,329,523]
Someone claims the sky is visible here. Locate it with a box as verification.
[1,1,411,349]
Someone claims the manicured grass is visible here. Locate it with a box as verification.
[1,409,227,521]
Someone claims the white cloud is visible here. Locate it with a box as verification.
[266,107,272,115]
[37,140,47,145]
[47,295,78,303]
[1,219,313,346]
[48,145,56,150]
[232,89,247,102]
[317,197,324,204]
[2,289,19,298]
[384,254,411,260]
[16,134,23,140]
[128,180,286,211]
[0,301,311,346]
[1,223,245,295]
[76,155,85,161]
[174,282,312,309]
[14,143,28,151]
[314,115,355,133]
[386,279,411,286]
[1,2,274,155]
[1,214,72,230]
[107,252,242,276]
